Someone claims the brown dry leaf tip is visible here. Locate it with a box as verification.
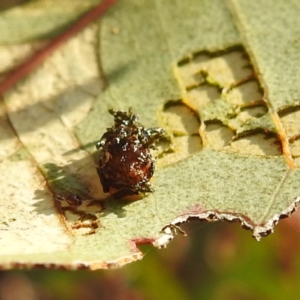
[95,108,165,199]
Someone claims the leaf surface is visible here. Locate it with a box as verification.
[0,0,99,43]
[1,0,300,270]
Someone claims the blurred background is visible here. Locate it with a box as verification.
[1,210,300,300]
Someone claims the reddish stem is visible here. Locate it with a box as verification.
[0,0,117,95]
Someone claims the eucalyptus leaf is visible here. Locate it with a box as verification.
[0,0,99,43]
[1,0,300,270]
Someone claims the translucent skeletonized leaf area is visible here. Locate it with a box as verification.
[1,0,300,270]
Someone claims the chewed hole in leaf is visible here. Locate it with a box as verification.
[240,105,268,118]
[178,60,208,88]
[279,106,300,139]
[162,100,200,135]
[175,45,283,157]
[204,121,234,149]
[290,139,300,157]
[177,47,256,91]
[63,204,100,236]
[4,0,300,272]
[227,80,263,106]
[278,106,300,166]
[187,84,221,108]
[288,134,300,167]
[228,131,281,156]
[202,51,253,88]
[38,158,104,236]
[156,101,202,165]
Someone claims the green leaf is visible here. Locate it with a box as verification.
[228,0,300,110]
[0,0,99,43]
[1,0,300,270]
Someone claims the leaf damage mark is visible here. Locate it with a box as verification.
[1,0,300,271]
[154,196,300,248]
[175,45,292,161]
[37,160,105,236]
[157,100,202,165]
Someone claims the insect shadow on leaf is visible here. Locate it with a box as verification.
[34,157,104,235]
